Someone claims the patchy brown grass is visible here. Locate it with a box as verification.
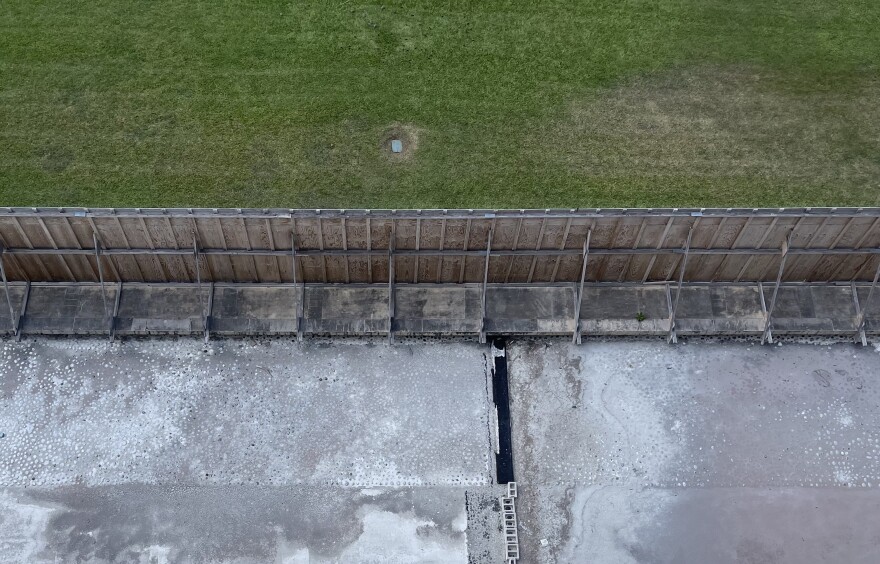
[539,67,880,204]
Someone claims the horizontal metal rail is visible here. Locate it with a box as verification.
[1,280,877,289]
[3,207,880,220]
[2,246,880,258]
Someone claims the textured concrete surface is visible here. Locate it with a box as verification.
[6,282,880,338]
[5,334,880,562]
[0,338,505,563]
[508,339,880,564]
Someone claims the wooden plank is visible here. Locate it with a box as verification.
[413,217,421,283]
[754,216,807,282]
[440,218,467,283]
[238,217,261,282]
[240,217,280,282]
[193,217,233,281]
[526,217,548,283]
[639,217,675,282]
[34,217,78,281]
[616,217,648,282]
[342,217,351,283]
[392,218,417,284]
[320,217,348,283]
[143,217,190,282]
[117,216,166,281]
[824,217,880,281]
[684,216,725,282]
[503,217,524,283]
[217,217,258,282]
[88,216,133,282]
[595,217,643,281]
[0,219,42,281]
[61,216,101,281]
[458,218,472,284]
[344,217,370,283]
[416,218,442,283]
[465,219,493,282]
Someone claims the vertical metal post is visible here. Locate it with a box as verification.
[93,233,111,339]
[109,281,122,342]
[205,282,215,342]
[193,234,208,343]
[15,281,30,341]
[292,231,303,342]
[479,226,493,344]
[572,229,592,345]
[0,249,17,336]
[851,281,866,346]
[761,232,792,344]
[388,221,396,345]
[855,258,880,344]
[667,227,694,344]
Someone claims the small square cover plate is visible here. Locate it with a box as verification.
[391,139,403,153]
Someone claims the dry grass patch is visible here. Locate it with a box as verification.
[540,67,880,202]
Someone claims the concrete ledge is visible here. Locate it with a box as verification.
[1,282,878,341]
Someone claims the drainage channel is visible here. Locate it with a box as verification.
[491,337,515,484]
[490,337,521,562]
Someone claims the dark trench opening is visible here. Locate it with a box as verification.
[491,337,515,484]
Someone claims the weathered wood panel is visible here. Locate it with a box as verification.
[0,208,879,285]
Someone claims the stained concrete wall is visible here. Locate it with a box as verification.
[1,282,877,340]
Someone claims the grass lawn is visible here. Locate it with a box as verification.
[1,1,879,209]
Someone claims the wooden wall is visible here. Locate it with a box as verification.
[0,208,878,284]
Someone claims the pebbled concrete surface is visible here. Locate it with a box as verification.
[0,338,492,487]
[508,339,880,564]
[0,337,505,563]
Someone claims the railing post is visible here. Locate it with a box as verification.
[479,226,493,344]
[855,259,880,345]
[572,229,592,345]
[667,226,693,344]
[110,281,121,342]
[93,233,112,340]
[762,231,793,344]
[193,234,209,343]
[291,231,304,342]
[388,220,396,345]
[0,248,17,336]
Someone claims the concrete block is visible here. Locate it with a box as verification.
[22,285,113,335]
[115,286,204,335]
[301,286,389,334]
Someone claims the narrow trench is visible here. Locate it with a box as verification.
[491,337,515,484]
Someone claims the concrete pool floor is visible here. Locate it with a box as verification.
[0,338,504,563]
[1,337,880,562]
[508,340,880,563]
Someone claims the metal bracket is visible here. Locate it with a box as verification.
[757,281,770,343]
[193,234,209,343]
[665,284,676,343]
[93,233,112,340]
[479,227,493,344]
[110,281,122,342]
[205,282,215,342]
[15,281,29,340]
[852,281,867,346]
[761,231,793,344]
[854,258,880,345]
[667,227,693,344]
[0,247,17,337]
[572,229,592,345]
[291,231,304,342]
[388,221,396,345]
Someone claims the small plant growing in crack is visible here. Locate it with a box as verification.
[635,311,646,323]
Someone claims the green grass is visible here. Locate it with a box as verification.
[1,1,879,208]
